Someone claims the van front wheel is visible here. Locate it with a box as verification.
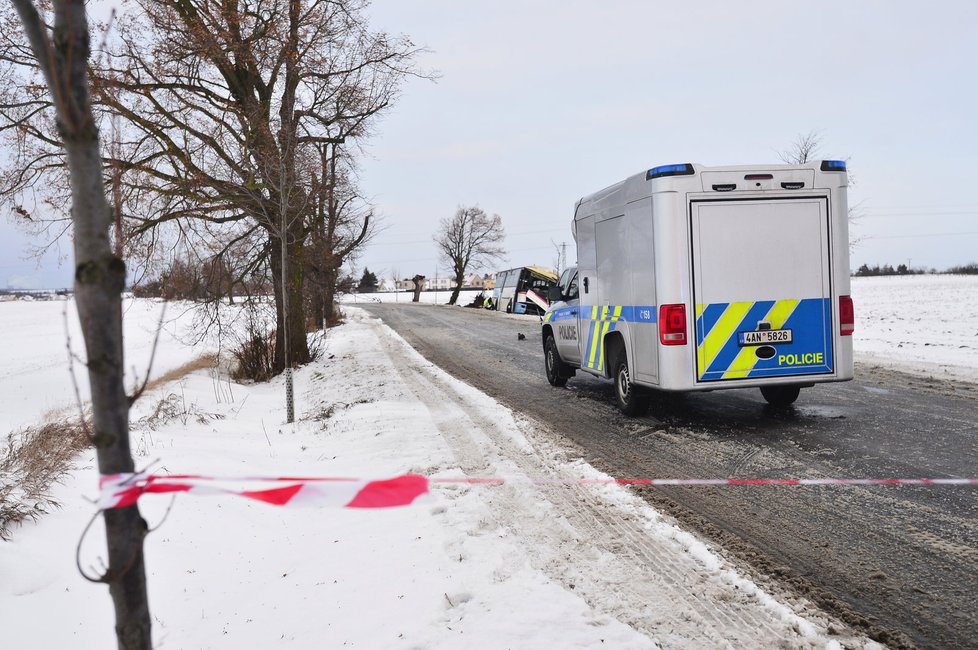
[614,355,649,416]
[544,335,569,387]
[760,385,801,407]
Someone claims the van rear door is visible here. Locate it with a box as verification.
[690,197,834,383]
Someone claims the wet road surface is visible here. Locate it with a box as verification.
[360,302,978,649]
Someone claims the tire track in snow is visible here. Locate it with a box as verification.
[366,314,876,649]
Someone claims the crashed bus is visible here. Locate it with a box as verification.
[493,266,559,315]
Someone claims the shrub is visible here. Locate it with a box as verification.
[465,291,487,308]
[132,280,163,298]
[230,329,276,382]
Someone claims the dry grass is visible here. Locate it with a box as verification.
[139,354,219,395]
[0,419,89,540]
[0,354,218,540]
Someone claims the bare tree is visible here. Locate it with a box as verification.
[8,0,151,647]
[410,273,425,302]
[305,142,373,328]
[434,206,505,305]
[389,266,400,301]
[781,130,863,249]
[779,129,823,164]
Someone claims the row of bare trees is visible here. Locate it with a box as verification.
[1,1,427,647]
[1,0,426,371]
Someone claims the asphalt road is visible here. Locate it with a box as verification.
[359,302,978,650]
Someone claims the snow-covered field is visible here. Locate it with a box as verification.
[0,298,208,437]
[2,275,975,648]
[340,288,485,305]
[851,275,978,382]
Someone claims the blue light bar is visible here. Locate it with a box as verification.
[646,163,695,180]
[820,160,847,171]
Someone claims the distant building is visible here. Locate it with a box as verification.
[394,275,490,291]
[426,277,454,291]
[465,274,486,289]
[397,277,428,291]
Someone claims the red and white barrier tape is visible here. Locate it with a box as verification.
[97,473,430,510]
[97,472,978,511]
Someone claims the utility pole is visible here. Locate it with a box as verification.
[278,184,294,423]
[281,218,294,423]
[561,242,567,274]
[279,0,301,424]
[111,112,124,258]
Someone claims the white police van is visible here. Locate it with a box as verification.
[542,161,855,415]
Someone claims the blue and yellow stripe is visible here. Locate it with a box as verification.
[546,304,657,373]
[580,305,656,373]
[695,297,833,381]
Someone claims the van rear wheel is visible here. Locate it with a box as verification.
[614,355,649,416]
[760,385,801,407]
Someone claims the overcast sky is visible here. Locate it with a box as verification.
[2,0,976,288]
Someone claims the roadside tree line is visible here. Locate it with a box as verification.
[0,0,429,372]
[853,263,978,276]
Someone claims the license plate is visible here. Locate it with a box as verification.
[738,329,792,346]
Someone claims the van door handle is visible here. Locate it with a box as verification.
[570,310,578,315]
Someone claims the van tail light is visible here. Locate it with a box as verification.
[659,304,687,345]
[839,295,854,336]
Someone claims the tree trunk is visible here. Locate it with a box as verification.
[411,275,424,302]
[265,0,310,373]
[322,265,339,325]
[306,259,325,330]
[309,275,325,329]
[10,1,153,647]
[69,136,152,650]
[305,260,338,329]
[269,230,311,372]
[448,270,466,305]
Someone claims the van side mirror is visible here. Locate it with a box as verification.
[547,285,562,302]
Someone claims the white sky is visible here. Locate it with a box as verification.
[2,0,976,288]
[357,0,978,280]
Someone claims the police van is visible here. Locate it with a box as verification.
[542,161,855,414]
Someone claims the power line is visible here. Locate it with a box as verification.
[370,241,569,266]
[864,231,978,240]
[367,224,568,247]
[858,210,978,218]
[861,203,978,211]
